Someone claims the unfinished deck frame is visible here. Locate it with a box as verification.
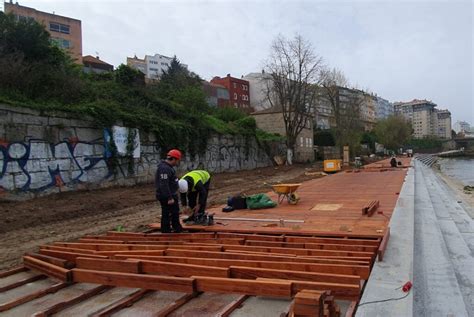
[1,231,382,316]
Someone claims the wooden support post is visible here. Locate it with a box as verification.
[215,295,249,317]
[89,289,151,317]
[155,292,200,317]
[32,285,111,317]
[0,282,68,312]
[0,274,46,292]
[0,266,27,278]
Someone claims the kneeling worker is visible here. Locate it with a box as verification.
[178,170,211,224]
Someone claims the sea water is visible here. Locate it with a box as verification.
[438,157,474,186]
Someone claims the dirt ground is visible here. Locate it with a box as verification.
[0,164,321,270]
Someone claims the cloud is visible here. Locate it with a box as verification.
[9,0,474,123]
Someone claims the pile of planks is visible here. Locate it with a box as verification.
[361,200,379,217]
[291,290,341,317]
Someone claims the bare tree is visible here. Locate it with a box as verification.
[264,34,324,164]
[319,68,364,154]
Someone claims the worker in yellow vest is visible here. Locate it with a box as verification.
[178,170,211,224]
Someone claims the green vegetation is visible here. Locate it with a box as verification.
[314,129,336,146]
[405,137,443,151]
[374,115,412,151]
[0,12,276,157]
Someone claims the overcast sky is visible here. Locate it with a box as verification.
[3,0,473,123]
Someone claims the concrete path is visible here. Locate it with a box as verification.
[358,160,474,317]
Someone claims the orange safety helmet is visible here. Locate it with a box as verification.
[167,149,182,160]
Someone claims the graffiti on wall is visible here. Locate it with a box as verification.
[0,137,111,193]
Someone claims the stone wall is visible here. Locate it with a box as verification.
[0,104,272,200]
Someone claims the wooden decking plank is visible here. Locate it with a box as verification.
[39,249,108,262]
[32,285,112,317]
[71,269,195,293]
[26,252,74,269]
[377,227,390,261]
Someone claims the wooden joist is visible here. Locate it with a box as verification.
[39,249,108,262]
[0,266,28,278]
[155,292,200,317]
[23,256,72,282]
[215,294,249,317]
[116,255,370,279]
[0,282,68,312]
[88,289,151,317]
[0,274,46,292]
[26,252,74,269]
[71,269,195,293]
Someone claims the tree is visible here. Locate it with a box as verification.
[319,68,365,155]
[114,64,145,86]
[374,115,412,150]
[264,34,324,164]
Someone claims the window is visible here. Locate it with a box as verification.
[50,38,70,49]
[49,22,70,34]
[233,83,237,88]
[149,67,159,71]
[161,62,168,66]
[242,84,248,91]
[234,102,238,107]
[242,95,248,101]
[234,93,238,100]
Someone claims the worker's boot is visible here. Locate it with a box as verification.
[183,214,196,224]
[194,213,208,225]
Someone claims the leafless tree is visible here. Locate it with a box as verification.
[264,34,324,164]
[319,68,364,154]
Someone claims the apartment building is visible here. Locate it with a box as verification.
[374,96,394,119]
[242,72,273,112]
[202,81,230,108]
[82,55,113,74]
[5,1,82,62]
[453,121,471,134]
[211,74,251,112]
[394,99,452,139]
[127,53,187,81]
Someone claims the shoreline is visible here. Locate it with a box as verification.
[433,165,474,218]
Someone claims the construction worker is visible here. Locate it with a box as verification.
[178,170,211,224]
[155,149,183,233]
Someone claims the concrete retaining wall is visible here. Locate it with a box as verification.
[0,104,272,200]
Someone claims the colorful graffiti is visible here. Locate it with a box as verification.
[0,137,110,192]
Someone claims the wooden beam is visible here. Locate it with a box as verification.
[229,266,360,285]
[26,252,74,269]
[377,227,390,261]
[0,282,68,312]
[0,266,27,278]
[140,260,230,278]
[41,245,97,254]
[23,256,72,282]
[155,292,200,317]
[285,236,380,246]
[193,276,292,298]
[89,289,151,317]
[256,278,360,301]
[215,295,249,317]
[345,301,358,317]
[32,285,111,317]
[76,257,141,274]
[94,250,165,256]
[71,269,195,293]
[39,249,108,262]
[0,274,46,292]
[221,245,375,258]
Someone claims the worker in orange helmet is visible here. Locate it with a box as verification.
[155,149,183,233]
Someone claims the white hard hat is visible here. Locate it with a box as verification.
[178,179,188,193]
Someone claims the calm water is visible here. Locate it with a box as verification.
[438,157,474,186]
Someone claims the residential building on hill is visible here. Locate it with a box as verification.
[252,106,314,162]
[202,81,230,108]
[5,1,82,62]
[453,121,471,134]
[211,74,252,112]
[82,55,113,74]
[394,99,452,139]
[374,96,394,119]
[127,53,187,81]
[242,72,273,112]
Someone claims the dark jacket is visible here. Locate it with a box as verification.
[155,160,178,200]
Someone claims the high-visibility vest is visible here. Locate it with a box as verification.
[182,170,210,191]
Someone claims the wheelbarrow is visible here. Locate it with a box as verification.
[272,183,302,205]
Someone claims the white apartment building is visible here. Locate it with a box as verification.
[127,53,187,80]
[374,96,394,119]
[453,121,471,133]
[394,99,452,139]
[242,72,273,112]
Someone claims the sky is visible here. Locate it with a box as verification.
[2,0,473,124]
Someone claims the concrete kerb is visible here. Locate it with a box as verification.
[356,164,414,317]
